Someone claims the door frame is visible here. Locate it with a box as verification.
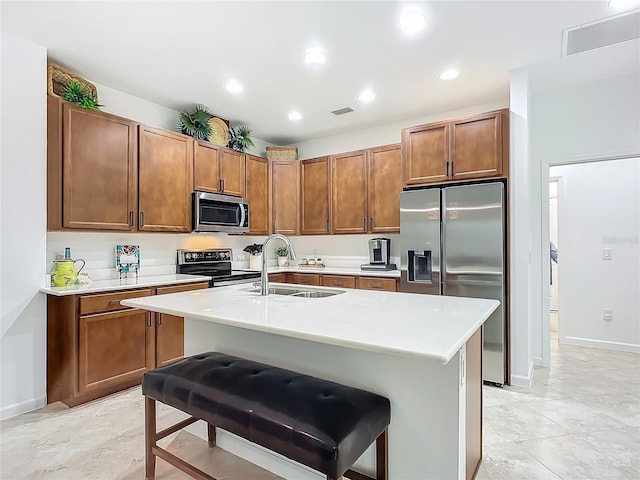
[539,154,637,367]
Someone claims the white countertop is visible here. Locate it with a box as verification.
[40,274,212,296]
[121,283,498,363]
[253,265,401,278]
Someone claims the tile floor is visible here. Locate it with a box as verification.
[1,333,638,479]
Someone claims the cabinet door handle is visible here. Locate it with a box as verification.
[147,313,152,328]
[218,178,223,192]
[129,211,134,227]
[333,281,344,286]
[371,282,383,288]
[451,160,454,176]
[363,217,366,230]
[220,178,225,192]
[157,315,162,326]
[300,279,310,284]
[326,219,329,232]
[108,300,121,305]
[446,161,450,178]
[139,211,144,227]
[370,217,374,230]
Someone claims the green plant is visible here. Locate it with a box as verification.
[178,105,212,140]
[228,125,255,152]
[62,80,103,110]
[274,246,289,257]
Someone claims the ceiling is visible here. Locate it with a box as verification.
[0,1,627,144]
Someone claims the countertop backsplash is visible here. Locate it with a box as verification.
[46,232,401,284]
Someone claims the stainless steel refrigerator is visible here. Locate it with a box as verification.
[399,181,506,385]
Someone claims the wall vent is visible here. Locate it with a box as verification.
[563,10,640,56]
[331,107,354,115]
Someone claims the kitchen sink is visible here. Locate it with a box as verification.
[245,286,345,298]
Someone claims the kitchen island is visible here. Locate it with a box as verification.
[122,283,498,480]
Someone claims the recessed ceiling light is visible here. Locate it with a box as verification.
[399,9,426,34]
[608,0,640,9]
[358,89,375,103]
[440,69,460,80]
[288,111,302,121]
[225,79,243,94]
[304,48,326,66]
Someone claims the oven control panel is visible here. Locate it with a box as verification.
[178,249,232,264]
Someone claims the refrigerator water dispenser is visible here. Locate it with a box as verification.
[408,250,432,283]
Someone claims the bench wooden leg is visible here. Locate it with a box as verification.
[207,423,216,448]
[376,428,389,480]
[145,396,157,480]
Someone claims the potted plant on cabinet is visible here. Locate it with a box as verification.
[177,105,213,140]
[274,246,289,267]
[228,125,255,152]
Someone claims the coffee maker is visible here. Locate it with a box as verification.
[361,238,397,271]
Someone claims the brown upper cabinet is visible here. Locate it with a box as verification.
[330,145,401,234]
[193,141,245,197]
[48,97,193,233]
[368,144,401,233]
[245,154,270,235]
[331,150,368,234]
[138,126,193,232]
[49,98,138,231]
[402,109,508,186]
[270,160,299,235]
[300,156,330,235]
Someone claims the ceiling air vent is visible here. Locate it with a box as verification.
[563,10,640,56]
[331,107,354,115]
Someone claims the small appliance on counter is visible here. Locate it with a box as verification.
[177,249,261,287]
[361,238,397,271]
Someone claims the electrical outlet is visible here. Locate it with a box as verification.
[603,248,612,260]
[603,309,613,321]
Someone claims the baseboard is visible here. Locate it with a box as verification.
[533,356,543,367]
[186,421,324,479]
[0,395,46,421]
[510,361,534,388]
[564,336,640,353]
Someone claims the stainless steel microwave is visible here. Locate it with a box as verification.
[192,191,249,233]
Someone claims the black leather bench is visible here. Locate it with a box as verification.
[143,352,390,480]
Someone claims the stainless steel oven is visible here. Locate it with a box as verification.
[177,249,261,287]
[192,191,249,233]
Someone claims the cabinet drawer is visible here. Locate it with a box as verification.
[289,273,320,286]
[156,282,209,295]
[269,273,288,283]
[357,277,397,292]
[80,289,153,315]
[322,275,356,288]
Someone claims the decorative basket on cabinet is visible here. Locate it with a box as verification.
[266,146,298,161]
[47,62,99,101]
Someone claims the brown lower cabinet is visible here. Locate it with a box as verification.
[288,273,320,286]
[356,276,397,292]
[282,272,398,292]
[47,281,209,407]
[322,275,356,288]
[268,273,287,283]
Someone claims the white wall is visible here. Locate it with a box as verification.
[1,34,48,419]
[91,80,273,156]
[296,101,507,159]
[529,40,640,366]
[550,158,639,351]
[508,67,534,385]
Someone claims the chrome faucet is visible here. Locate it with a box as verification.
[260,234,296,295]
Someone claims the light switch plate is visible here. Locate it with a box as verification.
[602,248,612,260]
